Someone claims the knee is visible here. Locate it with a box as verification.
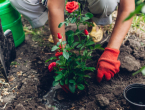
[9,0,14,3]
[10,0,19,8]
[88,0,118,15]
[100,0,118,15]
[10,0,16,5]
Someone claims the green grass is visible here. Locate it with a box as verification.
[23,26,48,46]
[10,61,18,65]
[103,12,145,39]
[132,13,145,31]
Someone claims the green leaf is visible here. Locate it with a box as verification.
[71,17,76,23]
[56,60,63,65]
[60,66,65,69]
[124,4,144,21]
[68,35,74,46]
[55,71,63,74]
[85,13,93,19]
[51,45,59,51]
[59,56,66,65]
[82,17,90,22]
[52,81,59,86]
[77,84,85,90]
[84,80,89,86]
[141,66,145,76]
[76,61,80,65]
[86,41,95,46]
[65,22,69,26]
[85,67,96,71]
[72,42,79,47]
[80,46,85,50]
[76,77,83,84]
[77,44,83,48]
[63,49,69,60]
[69,18,72,22]
[89,46,94,50]
[97,47,105,50]
[65,18,69,22]
[83,50,87,56]
[65,44,71,50]
[45,57,57,63]
[69,79,76,84]
[66,30,74,37]
[94,44,101,49]
[132,69,141,76]
[69,83,75,93]
[55,74,63,81]
[84,75,91,78]
[87,51,92,56]
[60,80,64,85]
[62,41,67,45]
[75,29,83,35]
[87,56,92,60]
[57,42,61,46]
[65,79,68,85]
[58,22,66,28]
[88,22,94,27]
[66,30,74,46]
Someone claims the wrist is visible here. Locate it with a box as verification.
[107,44,120,50]
[101,47,120,60]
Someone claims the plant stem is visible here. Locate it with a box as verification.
[77,34,81,55]
[77,24,79,30]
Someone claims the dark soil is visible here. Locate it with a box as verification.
[1,17,145,110]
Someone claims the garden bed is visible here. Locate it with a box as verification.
[0,17,145,110]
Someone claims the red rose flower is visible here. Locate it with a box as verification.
[84,29,89,35]
[66,1,79,13]
[57,33,62,39]
[48,62,56,72]
[55,52,63,58]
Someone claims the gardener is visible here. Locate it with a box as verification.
[10,0,135,82]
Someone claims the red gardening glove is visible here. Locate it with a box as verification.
[96,47,120,82]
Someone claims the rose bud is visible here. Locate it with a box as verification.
[57,33,62,39]
[84,29,89,35]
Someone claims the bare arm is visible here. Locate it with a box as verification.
[107,0,135,49]
[47,0,66,44]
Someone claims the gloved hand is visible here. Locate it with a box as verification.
[96,47,120,82]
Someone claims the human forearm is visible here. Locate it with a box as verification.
[96,0,135,82]
[47,0,66,45]
[107,11,132,49]
[48,10,66,44]
[107,1,135,50]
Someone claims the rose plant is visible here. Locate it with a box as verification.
[46,1,104,93]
